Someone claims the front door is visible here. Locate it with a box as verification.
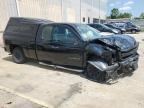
[36,24,84,68]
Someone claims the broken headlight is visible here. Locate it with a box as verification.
[102,51,113,65]
[102,47,117,65]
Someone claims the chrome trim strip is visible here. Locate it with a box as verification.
[39,62,83,73]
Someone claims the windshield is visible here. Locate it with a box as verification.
[76,24,102,41]
[100,24,112,30]
[105,24,115,29]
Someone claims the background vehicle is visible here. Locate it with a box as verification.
[111,22,141,33]
[105,24,126,34]
[88,23,121,35]
[3,17,139,82]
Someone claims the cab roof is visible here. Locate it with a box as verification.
[9,17,54,25]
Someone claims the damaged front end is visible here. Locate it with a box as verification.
[86,35,139,83]
[88,54,139,82]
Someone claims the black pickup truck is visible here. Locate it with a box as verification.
[3,17,139,82]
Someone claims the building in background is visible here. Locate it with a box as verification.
[0,0,107,31]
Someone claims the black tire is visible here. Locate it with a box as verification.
[121,31,125,34]
[12,47,26,64]
[131,29,136,33]
[85,63,107,82]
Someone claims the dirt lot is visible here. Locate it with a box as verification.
[0,32,144,108]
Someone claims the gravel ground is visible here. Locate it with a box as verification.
[0,32,144,108]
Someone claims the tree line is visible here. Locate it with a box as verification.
[108,8,144,19]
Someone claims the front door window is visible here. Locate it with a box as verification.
[52,25,79,45]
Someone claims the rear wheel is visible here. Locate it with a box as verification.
[85,63,107,82]
[12,47,26,64]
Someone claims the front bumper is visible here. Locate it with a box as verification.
[119,55,139,72]
[88,55,139,81]
[107,55,139,80]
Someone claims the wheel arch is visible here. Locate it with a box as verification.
[9,44,23,54]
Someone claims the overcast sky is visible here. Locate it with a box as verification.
[107,0,144,17]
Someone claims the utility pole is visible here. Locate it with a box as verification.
[99,0,101,23]
[80,0,82,23]
[15,0,20,16]
[61,0,63,22]
[91,0,93,23]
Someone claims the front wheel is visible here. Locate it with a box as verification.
[84,63,107,82]
[121,31,125,34]
[131,29,136,33]
[12,47,26,64]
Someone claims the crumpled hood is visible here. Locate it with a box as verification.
[96,35,137,51]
